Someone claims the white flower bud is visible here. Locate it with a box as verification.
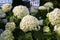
[43,26,50,33]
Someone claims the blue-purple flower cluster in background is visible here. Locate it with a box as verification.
[0,0,12,7]
[0,29,3,34]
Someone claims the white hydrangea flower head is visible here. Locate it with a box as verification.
[5,22,16,31]
[39,19,43,25]
[44,2,53,9]
[43,26,50,33]
[54,24,60,31]
[47,8,60,25]
[20,15,40,32]
[39,6,47,10]
[54,24,60,35]
[0,9,6,18]
[1,30,14,40]
[2,3,12,12]
[13,5,29,19]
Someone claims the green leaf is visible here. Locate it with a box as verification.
[24,32,33,40]
[44,18,50,26]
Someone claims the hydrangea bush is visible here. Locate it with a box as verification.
[0,1,60,40]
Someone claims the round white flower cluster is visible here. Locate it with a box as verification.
[13,5,29,19]
[54,24,60,35]
[2,3,12,12]
[38,6,47,10]
[44,2,53,9]
[5,22,16,31]
[20,15,40,32]
[43,26,50,33]
[47,8,60,25]
[0,9,6,18]
[1,30,14,40]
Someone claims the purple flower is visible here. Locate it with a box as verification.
[0,29,3,34]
